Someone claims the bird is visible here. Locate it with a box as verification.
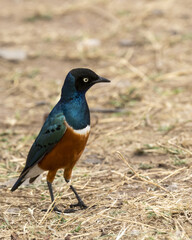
[11,68,110,213]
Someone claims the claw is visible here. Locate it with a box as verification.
[70,200,87,209]
[42,206,62,214]
[64,208,77,213]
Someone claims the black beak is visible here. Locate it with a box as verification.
[94,76,111,84]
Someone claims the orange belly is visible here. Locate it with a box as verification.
[38,125,89,182]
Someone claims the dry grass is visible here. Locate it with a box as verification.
[1,0,192,239]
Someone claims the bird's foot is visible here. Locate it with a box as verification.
[70,200,88,210]
[64,208,77,213]
[42,206,62,214]
[52,206,62,213]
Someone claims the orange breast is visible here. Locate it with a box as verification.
[38,125,89,182]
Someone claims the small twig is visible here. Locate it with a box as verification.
[101,214,163,230]
[2,215,13,229]
[159,167,187,183]
[168,141,192,156]
[39,186,70,225]
[116,225,128,240]
[116,151,170,193]
[39,199,58,225]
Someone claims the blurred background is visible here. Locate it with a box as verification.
[1,0,192,239]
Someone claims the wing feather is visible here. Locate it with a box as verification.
[26,112,66,169]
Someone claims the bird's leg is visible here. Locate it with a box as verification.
[70,185,87,209]
[64,168,87,210]
[42,181,62,213]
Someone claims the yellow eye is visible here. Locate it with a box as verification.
[83,78,89,83]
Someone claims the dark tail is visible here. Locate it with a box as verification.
[11,169,28,191]
[11,178,24,191]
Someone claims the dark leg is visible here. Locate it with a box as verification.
[70,185,87,209]
[42,181,62,213]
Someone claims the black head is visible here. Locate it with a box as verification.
[70,68,110,93]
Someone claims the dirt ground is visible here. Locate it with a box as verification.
[0,0,192,239]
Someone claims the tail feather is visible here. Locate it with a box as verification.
[11,176,26,191]
[11,164,43,191]
[11,169,28,192]
[29,175,39,183]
